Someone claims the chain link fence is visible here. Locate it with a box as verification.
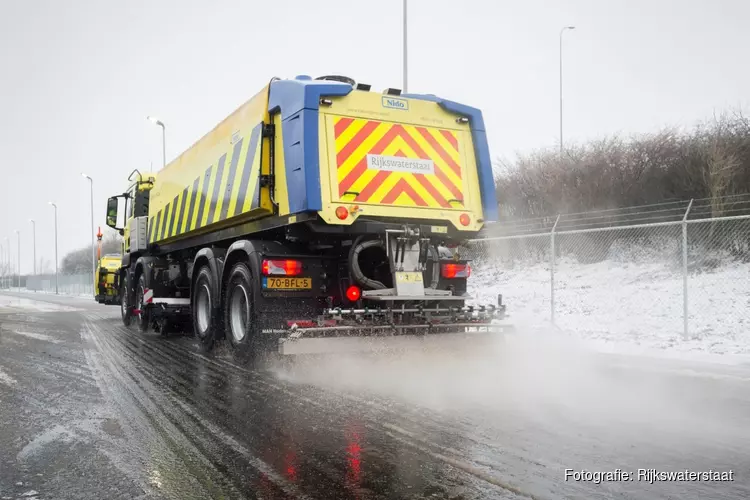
[465,197,750,355]
[25,273,94,297]
[8,196,749,354]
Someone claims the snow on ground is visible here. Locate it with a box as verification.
[469,252,750,363]
[0,366,18,386]
[5,329,63,344]
[18,288,91,298]
[0,294,82,312]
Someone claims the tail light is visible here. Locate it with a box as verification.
[335,206,349,220]
[346,285,361,302]
[441,263,471,279]
[459,213,471,226]
[262,259,303,276]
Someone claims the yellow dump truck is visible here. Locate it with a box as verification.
[95,254,121,304]
[104,74,506,360]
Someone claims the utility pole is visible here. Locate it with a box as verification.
[82,174,95,289]
[559,26,575,154]
[402,0,408,93]
[3,237,8,290]
[0,241,5,289]
[49,202,59,294]
[14,230,20,292]
[29,219,36,275]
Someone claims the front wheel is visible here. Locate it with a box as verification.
[223,262,261,363]
[120,277,132,327]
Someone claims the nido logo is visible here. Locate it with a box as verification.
[381,96,409,110]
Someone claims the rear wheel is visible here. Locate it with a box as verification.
[224,262,261,363]
[192,266,220,352]
[120,275,131,327]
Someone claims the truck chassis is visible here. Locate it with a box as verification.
[117,216,507,361]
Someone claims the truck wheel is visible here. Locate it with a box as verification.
[192,266,220,352]
[120,279,132,327]
[223,262,260,363]
[135,274,151,333]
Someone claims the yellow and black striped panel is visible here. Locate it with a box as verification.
[148,122,265,245]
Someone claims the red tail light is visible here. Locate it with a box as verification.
[262,259,303,276]
[459,213,471,226]
[346,285,361,302]
[335,206,349,220]
[441,263,471,279]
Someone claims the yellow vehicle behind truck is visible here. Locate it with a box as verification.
[95,254,121,305]
[104,74,507,361]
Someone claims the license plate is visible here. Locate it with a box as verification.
[263,277,312,290]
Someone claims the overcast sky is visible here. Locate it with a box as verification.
[1,0,749,275]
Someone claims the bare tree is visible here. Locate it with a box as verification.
[493,106,750,219]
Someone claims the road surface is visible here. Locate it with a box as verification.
[0,291,748,499]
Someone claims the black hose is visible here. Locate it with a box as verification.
[348,237,387,290]
[348,236,441,291]
[426,244,439,289]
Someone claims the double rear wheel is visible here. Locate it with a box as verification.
[223,262,262,363]
[191,261,274,365]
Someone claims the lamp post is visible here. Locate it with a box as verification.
[1,237,7,289]
[147,116,166,170]
[49,202,59,294]
[81,173,95,290]
[559,25,576,154]
[3,236,9,290]
[14,229,20,292]
[29,219,36,275]
[402,0,408,93]
[29,219,36,292]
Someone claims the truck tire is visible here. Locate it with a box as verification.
[223,262,261,363]
[120,278,132,327]
[192,265,220,352]
[135,274,151,333]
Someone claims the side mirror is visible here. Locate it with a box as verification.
[105,196,127,230]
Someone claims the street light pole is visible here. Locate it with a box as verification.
[402,0,408,93]
[49,202,59,294]
[14,230,20,292]
[3,237,9,290]
[147,116,166,170]
[29,220,36,275]
[0,239,6,289]
[559,25,575,155]
[82,174,95,290]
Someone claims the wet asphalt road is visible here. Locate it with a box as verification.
[1,291,749,500]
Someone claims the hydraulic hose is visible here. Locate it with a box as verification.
[348,236,387,290]
[348,236,441,291]
[426,244,440,289]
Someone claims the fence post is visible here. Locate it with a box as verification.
[682,199,694,340]
[550,214,561,326]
